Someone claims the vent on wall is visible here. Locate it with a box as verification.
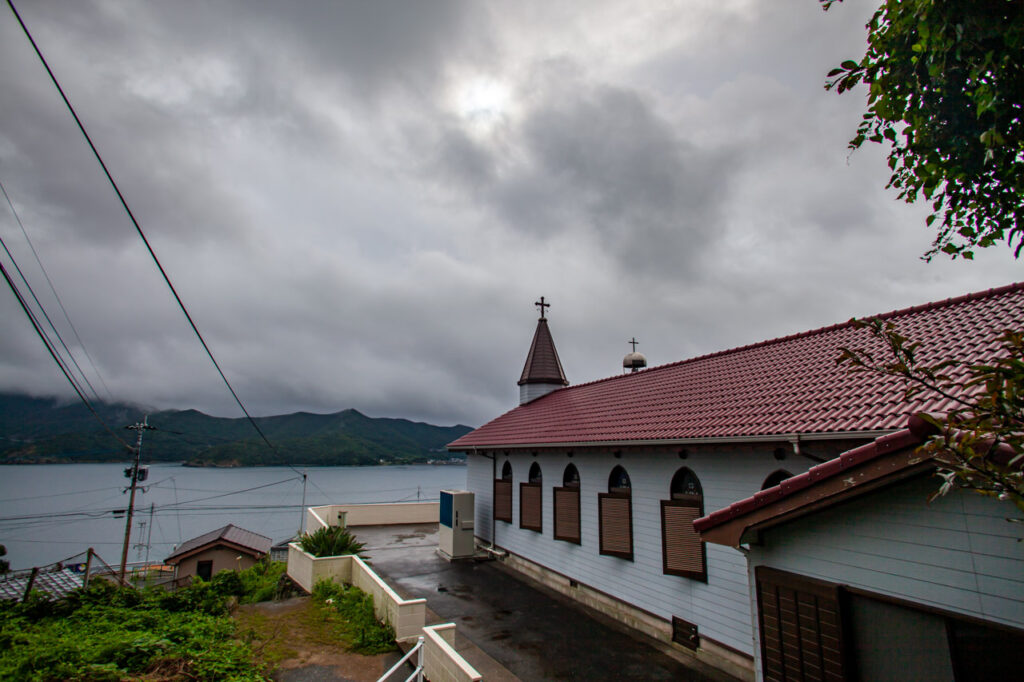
[672,616,700,651]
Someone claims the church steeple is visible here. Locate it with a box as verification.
[518,297,568,405]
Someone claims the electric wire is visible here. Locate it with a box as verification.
[0,178,112,400]
[0,259,133,453]
[0,496,440,525]
[6,0,295,474]
[156,476,302,509]
[0,485,126,504]
[0,246,95,405]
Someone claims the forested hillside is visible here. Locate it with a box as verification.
[0,393,471,466]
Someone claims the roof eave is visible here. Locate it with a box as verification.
[165,538,268,565]
[447,428,898,452]
[697,429,936,547]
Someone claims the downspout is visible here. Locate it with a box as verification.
[473,447,497,551]
[790,436,827,464]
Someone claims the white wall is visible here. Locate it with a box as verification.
[468,454,494,543]
[749,475,1024,631]
[466,445,819,655]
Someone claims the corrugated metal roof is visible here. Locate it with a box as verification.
[165,524,272,563]
[0,565,85,601]
[451,283,1024,448]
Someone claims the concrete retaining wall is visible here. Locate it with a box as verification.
[305,502,438,531]
[290,501,477,676]
[423,624,482,682]
[286,543,425,642]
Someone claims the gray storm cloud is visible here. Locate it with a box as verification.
[0,1,1020,428]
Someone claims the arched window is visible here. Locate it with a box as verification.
[661,468,707,581]
[599,465,633,560]
[528,462,542,483]
[762,469,793,490]
[554,464,581,544]
[494,460,513,523]
[609,465,632,492]
[520,463,543,532]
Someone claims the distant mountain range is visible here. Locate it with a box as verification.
[0,393,473,467]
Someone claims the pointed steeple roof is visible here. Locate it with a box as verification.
[518,315,568,387]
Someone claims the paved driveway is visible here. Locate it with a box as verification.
[357,524,742,682]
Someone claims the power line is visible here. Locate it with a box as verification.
[0,259,133,453]
[6,0,293,473]
[0,485,125,504]
[0,178,112,400]
[0,196,102,403]
[156,476,302,509]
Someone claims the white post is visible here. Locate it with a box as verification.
[416,635,424,682]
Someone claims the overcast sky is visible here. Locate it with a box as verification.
[0,1,1020,428]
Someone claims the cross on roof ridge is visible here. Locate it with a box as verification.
[535,296,550,319]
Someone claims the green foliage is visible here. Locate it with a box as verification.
[311,580,396,654]
[0,563,298,680]
[839,321,1024,517]
[236,559,297,604]
[822,0,1024,259]
[299,525,366,558]
[0,580,266,681]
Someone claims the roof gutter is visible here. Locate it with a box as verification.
[447,429,898,452]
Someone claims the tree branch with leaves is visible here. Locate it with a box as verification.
[839,319,1024,518]
[822,0,1024,259]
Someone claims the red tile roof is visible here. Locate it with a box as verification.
[519,317,569,386]
[450,283,1024,449]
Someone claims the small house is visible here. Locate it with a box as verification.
[165,524,271,581]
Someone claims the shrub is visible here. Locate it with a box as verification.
[310,579,395,655]
[0,582,264,681]
[299,525,365,558]
[212,569,245,597]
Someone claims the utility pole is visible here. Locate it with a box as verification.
[119,416,154,584]
[144,503,154,570]
[298,470,308,536]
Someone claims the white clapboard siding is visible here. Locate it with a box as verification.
[467,455,494,543]
[467,447,817,655]
[750,475,1024,632]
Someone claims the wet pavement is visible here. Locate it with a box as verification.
[357,524,741,682]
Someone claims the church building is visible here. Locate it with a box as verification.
[447,283,1024,678]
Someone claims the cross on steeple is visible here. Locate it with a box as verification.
[535,296,550,320]
[628,337,639,352]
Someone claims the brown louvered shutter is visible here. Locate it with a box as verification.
[756,567,848,682]
[520,482,542,531]
[494,479,512,522]
[598,492,633,559]
[661,497,706,580]
[553,486,581,543]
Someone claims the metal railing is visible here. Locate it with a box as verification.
[377,635,425,682]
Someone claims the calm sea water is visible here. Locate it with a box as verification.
[0,463,467,571]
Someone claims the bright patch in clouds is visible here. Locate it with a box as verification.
[453,76,513,133]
